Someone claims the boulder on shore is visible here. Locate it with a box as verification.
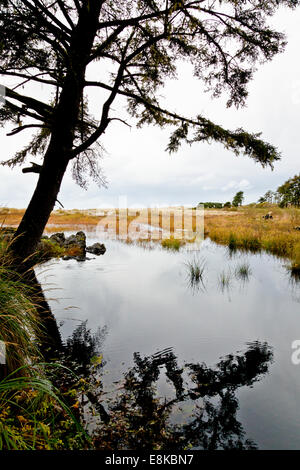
[63,231,86,259]
[86,242,106,255]
[50,232,65,246]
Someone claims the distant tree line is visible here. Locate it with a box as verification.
[198,191,244,209]
[258,174,300,207]
[198,202,224,209]
[198,174,300,210]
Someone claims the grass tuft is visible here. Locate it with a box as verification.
[218,269,232,293]
[235,262,252,282]
[161,237,185,251]
[185,256,206,291]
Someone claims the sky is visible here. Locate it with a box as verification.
[0,6,299,209]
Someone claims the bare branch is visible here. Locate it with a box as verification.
[109,117,132,128]
[7,124,48,136]
[56,0,75,30]
[5,87,52,118]
[4,99,48,123]
[22,162,42,174]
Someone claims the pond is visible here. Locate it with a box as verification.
[36,230,300,450]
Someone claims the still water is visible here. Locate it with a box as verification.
[36,231,300,449]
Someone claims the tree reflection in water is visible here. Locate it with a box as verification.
[89,341,273,450]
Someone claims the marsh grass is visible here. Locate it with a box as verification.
[161,237,186,251]
[0,240,87,449]
[235,262,252,282]
[0,240,43,373]
[0,364,87,450]
[218,269,233,293]
[288,241,300,275]
[206,207,300,260]
[185,256,206,291]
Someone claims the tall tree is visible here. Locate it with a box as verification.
[0,0,298,262]
[277,174,300,207]
[232,190,244,207]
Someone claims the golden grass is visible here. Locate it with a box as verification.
[0,208,104,227]
[2,206,300,269]
[205,206,300,268]
[161,237,186,251]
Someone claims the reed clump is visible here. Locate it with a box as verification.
[185,257,206,290]
[218,269,233,292]
[0,240,87,450]
[161,237,186,251]
[0,240,42,373]
[289,241,300,274]
[235,262,252,281]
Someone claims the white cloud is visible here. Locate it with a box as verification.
[221,179,252,192]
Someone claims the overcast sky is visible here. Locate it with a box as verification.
[0,7,299,209]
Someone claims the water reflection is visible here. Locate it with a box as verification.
[286,267,300,303]
[96,342,272,450]
[61,327,273,450]
[36,236,300,448]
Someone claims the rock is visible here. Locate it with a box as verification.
[86,242,106,255]
[44,231,105,261]
[50,232,65,245]
[75,231,86,250]
[64,231,86,257]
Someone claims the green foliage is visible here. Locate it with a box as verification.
[258,175,300,208]
[0,241,42,373]
[36,239,65,262]
[0,365,87,450]
[277,174,300,207]
[232,191,244,207]
[198,202,223,209]
[0,242,88,450]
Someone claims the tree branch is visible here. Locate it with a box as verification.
[5,87,52,118]
[21,0,71,47]
[56,0,75,30]
[22,162,42,174]
[30,0,72,35]
[4,99,48,123]
[7,124,48,136]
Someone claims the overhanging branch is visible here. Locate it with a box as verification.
[22,162,42,174]
[7,124,48,136]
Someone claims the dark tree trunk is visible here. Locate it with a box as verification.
[9,2,103,349]
[12,0,103,262]
[28,270,63,359]
[12,155,69,262]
